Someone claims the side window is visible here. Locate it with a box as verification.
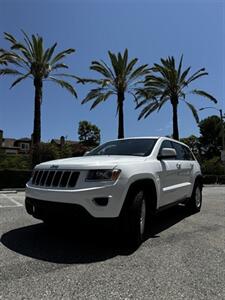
[182,145,195,161]
[172,142,185,160]
[159,140,173,159]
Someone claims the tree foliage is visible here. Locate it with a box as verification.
[0,152,31,169]
[136,55,217,140]
[81,49,150,138]
[1,31,79,96]
[0,31,79,166]
[78,120,100,147]
[201,156,225,175]
[199,115,224,159]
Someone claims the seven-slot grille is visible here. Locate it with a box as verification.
[31,169,79,188]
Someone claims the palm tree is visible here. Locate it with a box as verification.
[136,55,217,140]
[81,49,150,138]
[0,31,79,149]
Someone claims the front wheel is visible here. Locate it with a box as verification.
[186,182,202,213]
[121,189,147,248]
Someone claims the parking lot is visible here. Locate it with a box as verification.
[0,187,225,300]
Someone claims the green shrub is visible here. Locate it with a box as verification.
[201,157,225,175]
[203,175,218,184]
[217,175,225,184]
[32,143,60,166]
[0,154,31,170]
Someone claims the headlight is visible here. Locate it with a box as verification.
[86,169,121,181]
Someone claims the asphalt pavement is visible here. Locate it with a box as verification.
[0,187,224,300]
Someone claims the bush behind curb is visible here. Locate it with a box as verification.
[203,175,225,185]
[0,169,32,189]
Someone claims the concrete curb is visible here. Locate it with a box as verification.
[0,188,25,194]
[0,190,18,194]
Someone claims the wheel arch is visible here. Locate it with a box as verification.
[120,178,158,217]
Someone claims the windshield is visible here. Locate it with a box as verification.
[87,138,158,157]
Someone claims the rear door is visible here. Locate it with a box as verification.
[171,142,193,198]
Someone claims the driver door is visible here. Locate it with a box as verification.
[157,140,184,207]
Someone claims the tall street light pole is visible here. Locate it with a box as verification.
[219,109,225,152]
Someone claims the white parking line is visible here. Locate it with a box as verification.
[0,194,23,208]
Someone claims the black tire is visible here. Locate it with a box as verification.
[186,182,202,213]
[120,189,147,248]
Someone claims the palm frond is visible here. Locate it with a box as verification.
[51,64,68,71]
[135,98,150,109]
[21,30,34,56]
[4,32,17,44]
[184,100,199,123]
[81,87,113,104]
[50,77,77,97]
[90,91,114,110]
[179,66,191,84]
[43,43,57,63]
[80,78,110,86]
[100,60,115,79]
[157,98,169,112]
[185,71,208,86]
[50,48,75,65]
[50,73,82,80]
[0,68,22,75]
[108,51,119,76]
[90,61,114,79]
[138,101,159,120]
[123,48,128,69]
[125,58,138,75]
[177,54,183,78]
[128,64,150,82]
[10,72,31,88]
[191,89,217,103]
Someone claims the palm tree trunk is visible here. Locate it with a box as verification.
[33,78,42,145]
[117,92,125,139]
[32,78,42,167]
[171,98,179,140]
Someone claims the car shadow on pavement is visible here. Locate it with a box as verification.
[146,205,193,239]
[1,205,193,264]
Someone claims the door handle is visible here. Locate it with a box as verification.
[176,163,181,169]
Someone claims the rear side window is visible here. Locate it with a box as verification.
[172,142,195,160]
[182,145,195,161]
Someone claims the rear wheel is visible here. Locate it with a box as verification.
[186,182,202,213]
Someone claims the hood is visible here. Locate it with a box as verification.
[36,155,145,170]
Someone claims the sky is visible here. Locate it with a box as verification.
[0,0,224,143]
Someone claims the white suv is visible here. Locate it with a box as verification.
[25,137,203,247]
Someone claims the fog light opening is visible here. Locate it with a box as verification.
[93,197,109,206]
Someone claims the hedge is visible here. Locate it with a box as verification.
[0,169,32,189]
[203,175,225,185]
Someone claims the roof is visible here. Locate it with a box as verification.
[15,138,31,142]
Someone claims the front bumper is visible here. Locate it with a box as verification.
[25,181,127,218]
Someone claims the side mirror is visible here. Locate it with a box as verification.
[84,151,90,156]
[158,148,177,159]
